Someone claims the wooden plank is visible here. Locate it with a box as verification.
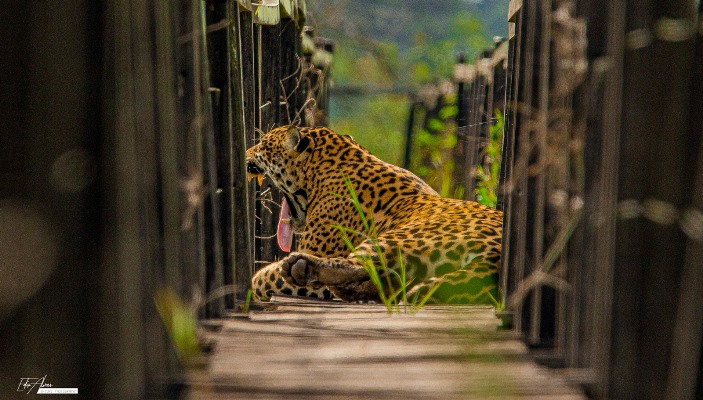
[279,0,296,19]
[509,0,523,23]
[237,0,252,11]
[254,0,280,26]
[189,304,585,399]
[453,63,476,83]
[492,40,509,67]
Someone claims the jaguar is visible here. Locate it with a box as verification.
[245,125,503,304]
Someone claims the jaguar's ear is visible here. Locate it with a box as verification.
[284,126,311,154]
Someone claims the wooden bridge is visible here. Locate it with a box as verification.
[187,297,584,400]
[1,0,702,399]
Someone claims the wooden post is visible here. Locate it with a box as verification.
[493,40,509,212]
[504,0,537,335]
[202,0,226,318]
[462,60,482,201]
[239,4,258,292]
[453,55,471,198]
[499,0,524,303]
[403,102,419,170]
[663,3,703,397]
[609,0,698,397]
[226,0,256,302]
[255,23,281,265]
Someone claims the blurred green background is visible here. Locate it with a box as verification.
[308,0,509,165]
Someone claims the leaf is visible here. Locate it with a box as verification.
[438,105,459,120]
[427,118,445,132]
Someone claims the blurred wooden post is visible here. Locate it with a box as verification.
[201,0,226,318]
[527,0,552,348]
[492,39,509,211]
[664,2,703,396]
[453,54,472,197]
[0,0,109,397]
[503,0,536,335]
[455,54,469,129]
[502,0,703,397]
[609,0,698,397]
[313,37,335,127]
[462,58,481,201]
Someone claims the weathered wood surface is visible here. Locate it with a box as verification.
[188,297,585,399]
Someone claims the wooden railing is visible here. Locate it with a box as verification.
[500,1,703,398]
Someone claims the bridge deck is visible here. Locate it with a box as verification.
[187,297,585,399]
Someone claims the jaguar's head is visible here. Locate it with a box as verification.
[245,126,314,240]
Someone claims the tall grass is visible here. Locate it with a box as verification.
[331,174,440,313]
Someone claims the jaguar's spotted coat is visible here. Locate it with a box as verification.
[246,126,502,304]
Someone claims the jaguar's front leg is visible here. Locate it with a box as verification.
[280,252,383,302]
[251,261,334,301]
[280,252,370,290]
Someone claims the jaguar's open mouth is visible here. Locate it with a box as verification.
[246,161,265,185]
[246,159,292,252]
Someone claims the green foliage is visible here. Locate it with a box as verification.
[474,110,504,208]
[330,174,439,313]
[407,13,490,85]
[154,288,201,364]
[330,94,407,165]
[310,0,507,167]
[411,94,464,198]
[243,288,253,313]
